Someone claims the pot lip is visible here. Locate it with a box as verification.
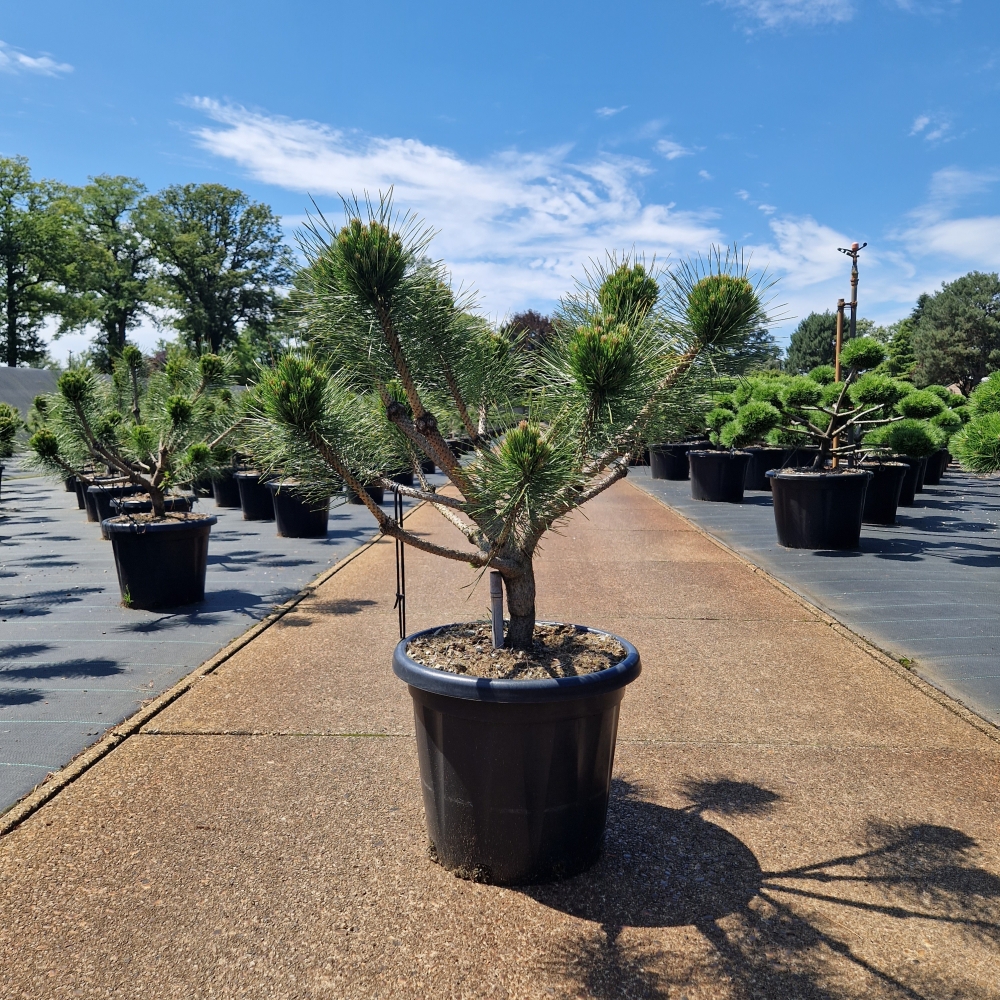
[860,460,910,469]
[233,469,270,480]
[85,481,138,493]
[103,513,218,534]
[648,440,705,451]
[688,449,751,459]
[767,468,872,480]
[393,622,641,703]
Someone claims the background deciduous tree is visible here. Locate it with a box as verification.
[139,183,294,355]
[60,175,160,370]
[0,156,73,367]
[911,271,1000,394]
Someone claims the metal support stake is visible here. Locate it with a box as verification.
[393,490,406,640]
[832,298,845,469]
[489,571,504,649]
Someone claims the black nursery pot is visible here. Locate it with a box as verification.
[105,514,217,610]
[111,494,194,516]
[348,484,385,505]
[212,468,243,508]
[743,447,791,492]
[861,462,908,526]
[89,483,143,538]
[393,624,641,886]
[420,458,436,475]
[64,476,77,493]
[234,471,275,520]
[896,456,926,507]
[688,450,751,503]
[83,478,129,524]
[649,443,694,481]
[267,482,330,538]
[391,470,415,488]
[921,448,950,487]
[768,469,871,549]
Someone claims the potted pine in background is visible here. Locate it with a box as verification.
[247,198,763,885]
[723,337,945,546]
[29,347,238,609]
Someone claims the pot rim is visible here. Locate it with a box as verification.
[393,622,641,703]
[103,513,218,534]
[688,449,751,459]
[767,468,872,480]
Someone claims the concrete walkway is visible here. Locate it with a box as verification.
[632,466,1000,726]
[1,481,998,999]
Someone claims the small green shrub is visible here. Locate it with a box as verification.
[808,364,836,385]
[896,390,946,420]
[970,372,1000,418]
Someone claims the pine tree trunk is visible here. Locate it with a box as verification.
[502,563,536,650]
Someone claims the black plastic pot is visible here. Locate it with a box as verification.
[688,450,751,503]
[628,447,650,467]
[111,494,195,516]
[348,484,385,505]
[393,624,641,885]
[267,482,330,538]
[74,478,88,511]
[922,449,950,487]
[649,443,694,481]
[105,514,217,610]
[420,458,436,475]
[64,476,77,493]
[234,471,275,521]
[392,470,415,488]
[860,462,908,526]
[82,478,127,522]
[768,469,871,549]
[212,468,243,508]
[191,474,213,497]
[89,483,143,538]
[915,456,928,493]
[896,456,926,507]
[743,447,791,492]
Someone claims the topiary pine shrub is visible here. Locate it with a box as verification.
[248,199,769,649]
[952,371,1000,473]
[29,346,240,517]
[721,337,945,465]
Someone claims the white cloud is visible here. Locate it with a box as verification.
[188,99,722,315]
[699,169,713,181]
[0,40,72,76]
[185,99,1000,348]
[718,0,853,28]
[655,138,696,161]
[910,112,953,143]
[595,106,627,118]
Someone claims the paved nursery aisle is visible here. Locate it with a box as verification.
[634,465,1000,726]
[0,461,425,812]
[0,480,998,998]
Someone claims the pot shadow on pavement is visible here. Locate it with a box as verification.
[522,779,1000,999]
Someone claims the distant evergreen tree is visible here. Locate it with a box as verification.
[784,311,842,373]
[911,271,1000,394]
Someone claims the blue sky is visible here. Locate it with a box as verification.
[2,0,998,361]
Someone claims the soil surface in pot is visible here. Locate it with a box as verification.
[406,622,625,680]
[106,511,213,526]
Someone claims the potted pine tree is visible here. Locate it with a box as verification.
[723,337,944,546]
[952,371,1000,475]
[248,200,761,885]
[29,347,238,609]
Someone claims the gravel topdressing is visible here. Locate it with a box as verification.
[406,622,627,680]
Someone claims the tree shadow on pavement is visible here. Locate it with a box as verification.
[522,779,1000,999]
